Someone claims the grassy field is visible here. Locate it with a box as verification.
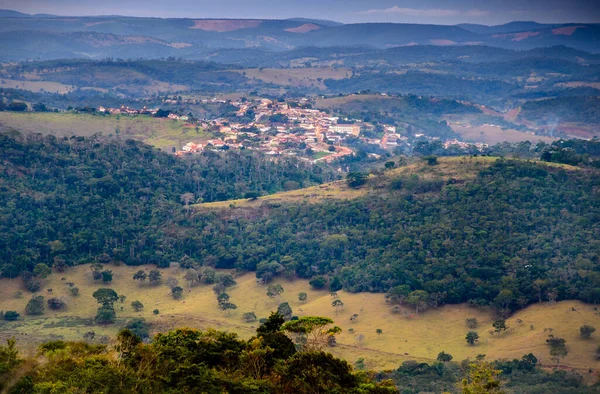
[196,156,532,211]
[449,123,556,144]
[240,68,352,89]
[0,265,598,373]
[0,112,211,150]
[0,79,78,94]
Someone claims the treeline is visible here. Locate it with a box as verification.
[0,314,398,393]
[0,132,337,277]
[192,159,600,308]
[519,96,600,124]
[541,139,600,167]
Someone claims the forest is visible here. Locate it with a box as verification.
[0,131,337,277]
[1,132,600,311]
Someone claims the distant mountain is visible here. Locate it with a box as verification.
[457,21,559,34]
[0,11,599,62]
[0,9,33,18]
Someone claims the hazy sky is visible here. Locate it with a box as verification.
[4,0,600,24]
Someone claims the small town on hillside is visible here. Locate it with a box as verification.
[98,96,488,163]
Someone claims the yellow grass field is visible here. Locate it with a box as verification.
[1,265,598,372]
[0,112,209,150]
[239,68,352,89]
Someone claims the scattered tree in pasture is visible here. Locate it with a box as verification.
[466,331,479,346]
[47,298,66,310]
[101,270,113,283]
[493,319,508,336]
[331,299,344,315]
[405,290,429,315]
[266,284,284,301]
[546,337,568,368]
[376,328,383,339]
[277,302,293,320]
[171,286,183,300]
[298,292,308,302]
[148,270,162,285]
[580,325,596,339]
[69,287,79,296]
[243,312,257,323]
[133,270,147,282]
[83,331,96,341]
[25,296,45,315]
[95,304,116,324]
[3,311,19,321]
[437,351,453,362]
[33,263,51,279]
[131,301,144,312]
[92,288,119,306]
[119,295,127,304]
[165,277,179,289]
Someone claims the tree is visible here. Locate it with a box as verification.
[33,263,51,279]
[494,289,514,309]
[385,285,411,305]
[277,302,293,320]
[101,270,113,283]
[376,328,383,339]
[466,318,478,329]
[180,193,195,210]
[133,270,147,282]
[405,290,429,314]
[437,351,453,362]
[70,287,79,296]
[243,312,257,323]
[460,362,504,394]
[329,277,343,292]
[171,286,183,300]
[95,304,116,324]
[466,331,479,346]
[580,325,596,339]
[3,311,19,321]
[131,300,144,312]
[346,172,368,188]
[148,270,162,285]
[83,331,96,341]
[298,292,308,302]
[266,283,284,301]
[119,295,127,304]
[309,276,327,290]
[220,302,237,315]
[282,316,340,352]
[331,299,344,315]
[7,101,27,112]
[546,337,568,368]
[0,338,22,390]
[25,296,45,315]
[47,298,66,310]
[92,288,119,306]
[493,319,508,336]
[184,269,200,287]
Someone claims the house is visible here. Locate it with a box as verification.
[328,124,361,136]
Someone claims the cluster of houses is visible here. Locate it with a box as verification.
[174,98,410,162]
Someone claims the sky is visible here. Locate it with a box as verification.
[3,0,600,25]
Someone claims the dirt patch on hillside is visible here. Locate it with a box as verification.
[285,23,321,33]
[190,19,262,32]
[552,26,586,36]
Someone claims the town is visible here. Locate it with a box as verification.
[97,96,487,164]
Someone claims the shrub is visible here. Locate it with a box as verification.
[25,296,45,315]
[4,311,19,321]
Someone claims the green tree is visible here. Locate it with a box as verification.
[171,286,184,300]
[266,283,284,301]
[298,292,308,302]
[131,300,144,312]
[101,270,113,283]
[309,276,327,290]
[92,288,119,306]
[133,270,147,282]
[25,295,45,315]
[95,304,116,324]
[493,319,508,336]
[331,299,344,315]
[148,269,162,285]
[33,263,51,279]
[437,351,453,362]
[243,312,257,323]
[0,338,22,390]
[376,328,383,339]
[547,337,568,368]
[3,311,19,321]
[580,325,596,339]
[466,331,479,346]
[277,302,293,320]
[405,290,429,314]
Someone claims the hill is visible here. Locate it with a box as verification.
[0,265,599,374]
[0,12,600,62]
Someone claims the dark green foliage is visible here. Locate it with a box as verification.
[580,325,596,339]
[437,351,453,362]
[277,302,293,320]
[92,289,118,306]
[541,139,600,167]
[0,132,336,277]
[148,270,162,285]
[100,270,113,283]
[6,102,27,112]
[171,286,183,300]
[309,276,327,290]
[95,304,116,324]
[347,172,368,188]
[466,331,479,345]
[3,311,19,321]
[47,298,66,310]
[131,300,144,312]
[25,296,44,316]
[0,338,22,391]
[124,318,151,340]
